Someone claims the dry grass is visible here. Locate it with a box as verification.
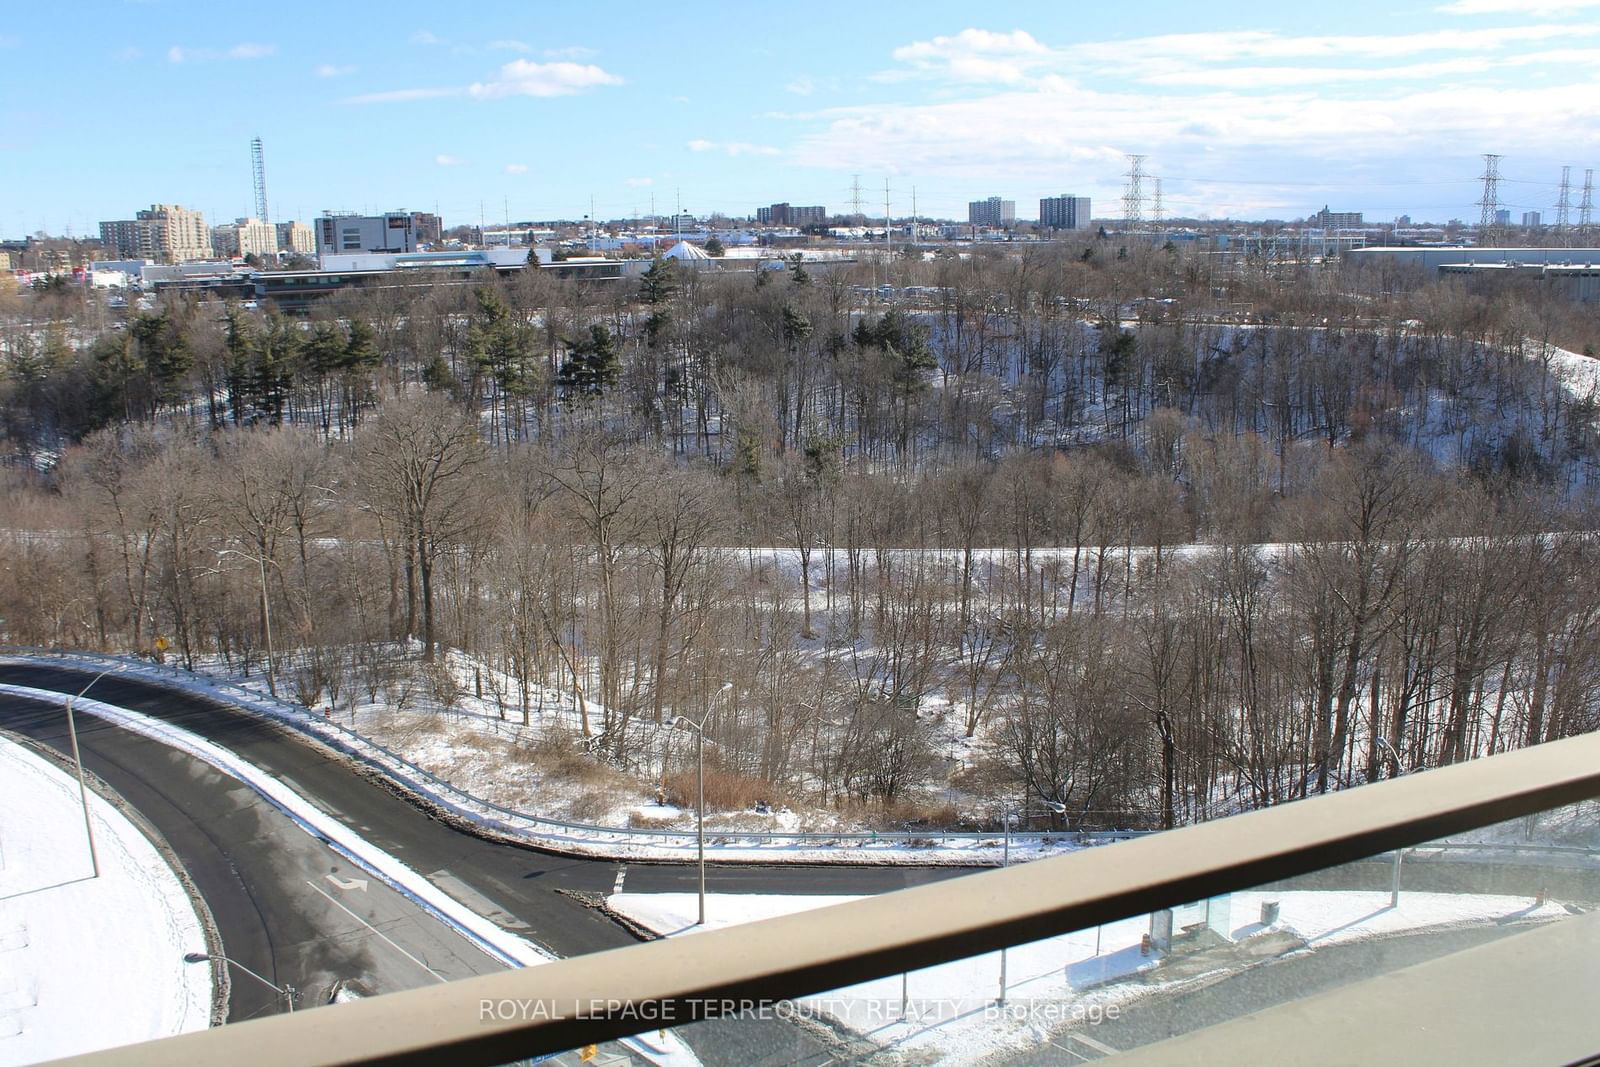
[662,767,784,813]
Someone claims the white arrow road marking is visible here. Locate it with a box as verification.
[305,880,446,982]
[326,874,369,892]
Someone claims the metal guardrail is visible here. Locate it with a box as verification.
[0,648,1146,854]
[46,723,1600,1067]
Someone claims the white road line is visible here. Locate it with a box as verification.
[1068,1030,1119,1056]
[305,879,447,983]
[613,865,627,894]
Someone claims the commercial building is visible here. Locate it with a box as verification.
[1522,211,1543,229]
[314,212,418,258]
[276,221,316,256]
[1039,195,1092,231]
[756,203,828,227]
[969,197,1015,227]
[99,204,213,263]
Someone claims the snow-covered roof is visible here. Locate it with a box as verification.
[663,240,711,262]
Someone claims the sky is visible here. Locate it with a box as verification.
[4,0,1599,238]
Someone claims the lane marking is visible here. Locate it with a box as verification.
[612,865,628,895]
[326,874,369,892]
[305,879,447,982]
[1068,1031,1119,1056]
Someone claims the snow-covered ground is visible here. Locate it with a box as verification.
[0,684,701,1067]
[608,888,1571,1063]
[0,736,212,1064]
[0,655,1107,865]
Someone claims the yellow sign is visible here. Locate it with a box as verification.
[153,637,169,652]
[579,1045,597,1062]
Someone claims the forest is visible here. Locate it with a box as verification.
[2,236,1599,830]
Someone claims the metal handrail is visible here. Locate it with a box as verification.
[1,648,1144,853]
[44,726,1600,1067]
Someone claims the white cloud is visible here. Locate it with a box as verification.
[504,163,529,174]
[686,139,782,157]
[411,31,445,46]
[346,87,462,104]
[1437,0,1600,13]
[167,42,275,63]
[626,177,654,187]
[1072,24,1593,66]
[347,58,622,104]
[491,39,533,53]
[544,45,598,60]
[434,154,465,166]
[315,63,356,78]
[467,59,623,98]
[886,28,1055,83]
[786,76,815,96]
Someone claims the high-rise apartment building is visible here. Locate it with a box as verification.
[276,221,316,255]
[756,203,827,226]
[233,218,279,258]
[1311,205,1364,229]
[968,197,1015,227]
[1039,195,1092,231]
[410,211,443,246]
[1522,211,1543,228]
[99,203,214,263]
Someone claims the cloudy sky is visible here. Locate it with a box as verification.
[4,0,1598,236]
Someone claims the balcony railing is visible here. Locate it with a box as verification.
[43,726,1600,1067]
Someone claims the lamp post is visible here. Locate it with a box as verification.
[64,668,115,879]
[184,952,296,1013]
[673,681,733,926]
[218,548,276,697]
[1375,737,1407,906]
[998,797,1066,1004]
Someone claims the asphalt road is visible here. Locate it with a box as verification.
[0,663,975,1066]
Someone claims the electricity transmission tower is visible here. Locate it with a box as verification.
[1555,165,1572,236]
[251,137,269,222]
[1476,153,1501,246]
[850,174,864,224]
[1152,177,1164,234]
[1579,169,1595,236]
[1123,154,1146,229]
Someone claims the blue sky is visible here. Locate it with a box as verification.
[4,0,1599,237]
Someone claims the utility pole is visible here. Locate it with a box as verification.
[884,178,892,263]
[1477,153,1502,246]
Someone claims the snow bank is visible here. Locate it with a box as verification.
[0,736,211,1063]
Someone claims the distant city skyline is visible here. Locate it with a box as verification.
[4,1,1599,238]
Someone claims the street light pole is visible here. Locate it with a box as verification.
[64,668,114,879]
[219,548,276,697]
[184,952,296,1013]
[675,681,732,926]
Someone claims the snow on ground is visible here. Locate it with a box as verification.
[0,736,211,1064]
[0,656,1109,865]
[608,888,1570,1063]
[0,685,701,1067]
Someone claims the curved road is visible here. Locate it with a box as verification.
[0,663,971,1066]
